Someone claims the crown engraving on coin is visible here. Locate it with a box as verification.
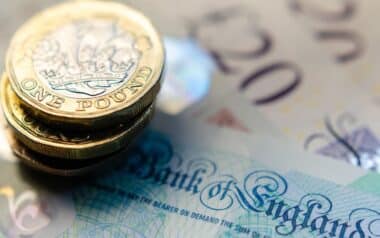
[32,20,142,99]
[7,0,164,128]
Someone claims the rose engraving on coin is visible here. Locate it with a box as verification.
[32,20,141,99]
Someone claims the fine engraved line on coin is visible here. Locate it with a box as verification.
[19,66,153,111]
[32,20,142,99]
[8,86,91,143]
[7,1,164,120]
[74,66,152,111]
[21,110,90,143]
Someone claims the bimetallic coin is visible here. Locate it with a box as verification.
[1,76,155,160]
[6,1,164,129]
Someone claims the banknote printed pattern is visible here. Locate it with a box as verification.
[0,186,50,237]
[55,130,380,237]
[305,113,380,171]
[0,166,75,238]
[185,0,380,171]
[288,0,364,64]
[284,0,380,170]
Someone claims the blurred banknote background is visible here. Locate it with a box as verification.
[1,0,380,237]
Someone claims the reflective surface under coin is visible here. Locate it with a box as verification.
[1,76,155,160]
[6,0,164,128]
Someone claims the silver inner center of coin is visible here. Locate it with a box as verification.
[32,19,141,99]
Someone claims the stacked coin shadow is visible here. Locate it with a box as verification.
[0,1,164,176]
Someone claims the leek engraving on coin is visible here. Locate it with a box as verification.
[32,20,141,99]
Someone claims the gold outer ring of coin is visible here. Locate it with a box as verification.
[1,75,155,160]
[6,0,164,129]
[1,113,122,176]
[6,130,124,177]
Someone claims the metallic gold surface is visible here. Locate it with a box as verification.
[6,129,125,176]
[6,0,164,129]
[1,75,155,160]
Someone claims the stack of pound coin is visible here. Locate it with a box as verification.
[0,1,165,176]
